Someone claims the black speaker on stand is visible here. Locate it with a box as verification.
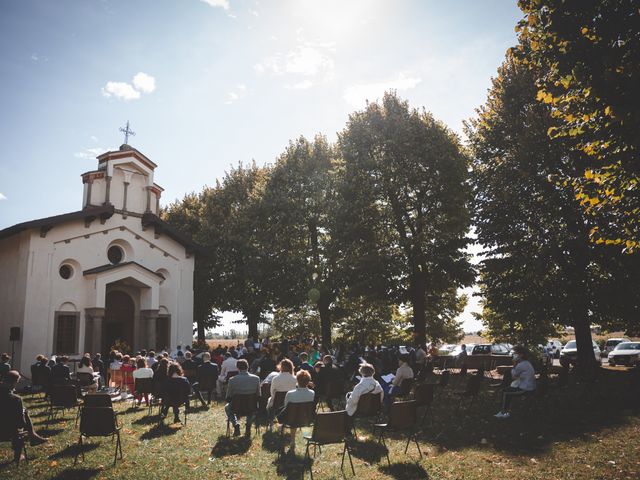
[10,327,21,365]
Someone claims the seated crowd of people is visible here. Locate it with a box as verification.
[1,337,541,461]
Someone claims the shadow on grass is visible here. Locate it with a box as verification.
[49,442,100,460]
[36,427,66,437]
[132,414,163,425]
[421,367,640,457]
[187,404,210,414]
[273,451,313,480]
[140,423,181,440]
[49,467,103,480]
[34,416,71,426]
[379,462,429,479]
[261,429,286,453]
[350,438,387,464]
[210,435,252,458]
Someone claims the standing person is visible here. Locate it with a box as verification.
[224,359,260,437]
[0,370,48,462]
[495,346,536,419]
[457,344,468,367]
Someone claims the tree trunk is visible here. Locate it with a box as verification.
[573,312,596,368]
[246,311,260,341]
[318,297,332,348]
[411,269,427,345]
[197,318,205,342]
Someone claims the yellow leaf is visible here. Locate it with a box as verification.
[604,106,612,116]
[584,169,593,179]
[581,27,589,35]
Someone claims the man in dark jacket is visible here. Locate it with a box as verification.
[0,371,48,462]
[194,352,219,406]
[51,356,71,384]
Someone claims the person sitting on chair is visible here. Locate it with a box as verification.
[345,363,383,417]
[225,359,260,437]
[267,359,297,415]
[51,356,72,384]
[160,362,191,423]
[132,357,154,406]
[77,356,99,392]
[296,352,314,375]
[217,352,239,398]
[381,354,414,409]
[0,370,48,462]
[278,369,315,453]
[494,345,536,419]
[194,352,219,407]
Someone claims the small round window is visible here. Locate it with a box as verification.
[59,264,73,280]
[108,245,124,265]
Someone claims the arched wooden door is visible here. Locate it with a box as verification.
[103,290,135,353]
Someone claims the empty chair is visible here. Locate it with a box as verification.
[74,407,122,466]
[414,382,435,424]
[373,400,422,465]
[83,393,113,408]
[304,410,355,478]
[47,384,79,425]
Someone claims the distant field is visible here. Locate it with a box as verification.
[206,339,244,349]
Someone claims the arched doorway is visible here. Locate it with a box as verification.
[103,290,135,353]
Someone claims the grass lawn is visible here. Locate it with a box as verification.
[2,367,639,480]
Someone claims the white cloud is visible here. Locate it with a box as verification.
[132,72,156,94]
[248,8,259,17]
[200,0,229,9]
[225,84,247,104]
[254,42,335,87]
[102,72,156,101]
[0,193,7,201]
[90,135,99,142]
[102,81,141,101]
[74,147,108,160]
[343,73,422,107]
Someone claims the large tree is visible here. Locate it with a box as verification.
[199,162,272,340]
[468,53,640,364]
[516,0,640,249]
[338,92,473,345]
[260,136,343,346]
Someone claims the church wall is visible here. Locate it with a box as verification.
[0,233,30,372]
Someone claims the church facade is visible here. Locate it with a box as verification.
[0,145,196,372]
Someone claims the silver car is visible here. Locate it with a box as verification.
[560,340,602,366]
[608,342,640,367]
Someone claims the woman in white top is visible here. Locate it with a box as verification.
[268,359,297,410]
[132,357,154,406]
[495,345,536,419]
[345,363,384,416]
[77,356,99,392]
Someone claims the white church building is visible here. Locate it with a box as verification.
[0,144,196,372]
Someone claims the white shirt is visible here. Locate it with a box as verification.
[345,376,384,416]
[133,367,154,379]
[261,371,278,385]
[146,356,157,368]
[512,360,536,391]
[268,372,297,409]
[392,363,414,387]
[219,357,238,381]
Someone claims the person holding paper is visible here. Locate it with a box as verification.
[381,354,414,409]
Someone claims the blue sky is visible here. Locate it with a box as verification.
[0,0,523,333]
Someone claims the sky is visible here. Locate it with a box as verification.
[0,0,524,334]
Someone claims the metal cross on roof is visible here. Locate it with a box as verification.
[119,121,136,145]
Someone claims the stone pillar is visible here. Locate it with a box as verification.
[86,180,93,207]
[104,176,112,205]
[85,308,105,354]
[141,309,160,350]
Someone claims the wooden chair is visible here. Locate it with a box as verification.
[414,382,435,424]
[226,393,259,436]
[74,407,122,466]
[304,410,354,478]
[277,401,315,457]
[352,392,382,437]
[374,400,422,465]
[47,384,80,425]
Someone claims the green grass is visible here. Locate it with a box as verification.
[2,368,639,479]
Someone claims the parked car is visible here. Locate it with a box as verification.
[603,338,631,357]
[608,342,640,367]
[467,344,511,356]
[560,340,602,366]
[438,344,457,355]
[545,339,564,359]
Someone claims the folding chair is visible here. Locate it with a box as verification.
[47,384,80,425]
[77,372,97,394]
[269,391,287,430]
[0,428,29,464]
[373,400,422,465]
[159,387,189,426]
[30,364,50,399]
[74,407,122,466]
[352,392,382,437]
[195,370,217,405]
[83,393,113,408]
[226,393,259,436]
[317,381,344,412]
[133,377,154,411]
[277,401,315,457]
[304,410,355,478]
[414,382,435,424]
